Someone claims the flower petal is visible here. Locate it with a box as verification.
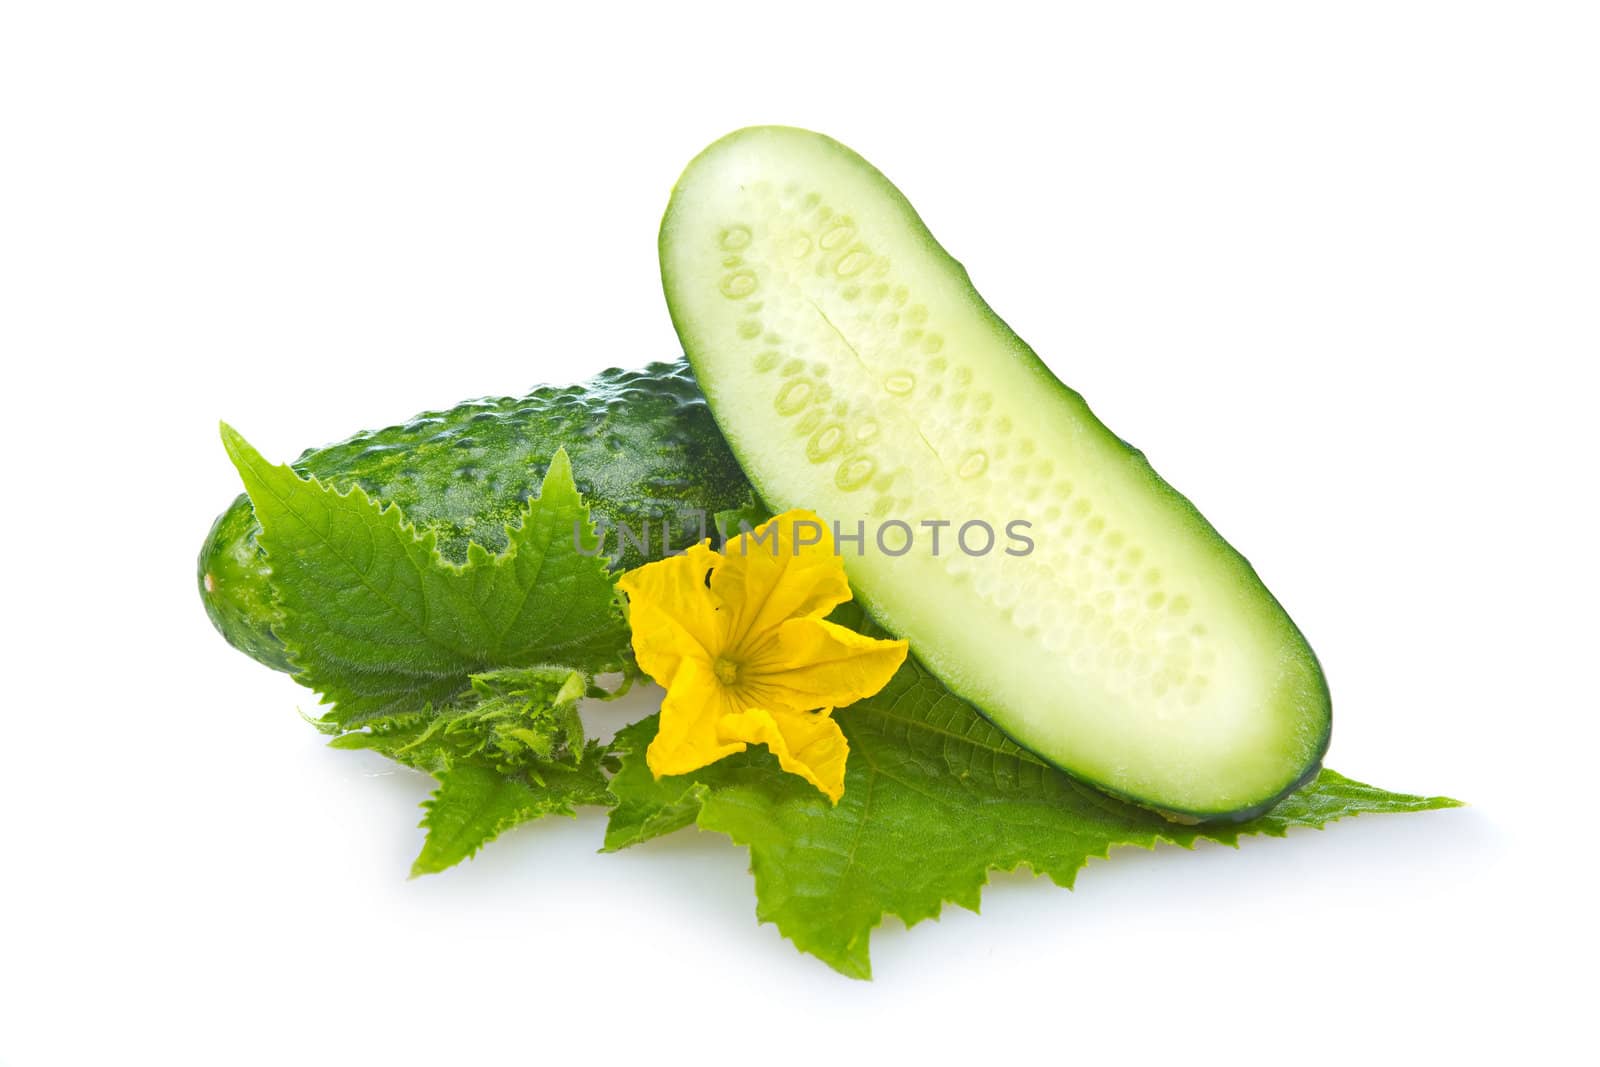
[617,541,728,689]
[713,509,852,655]
[646,655,747,779]
[718,705,850,803]
[744,617,909,712]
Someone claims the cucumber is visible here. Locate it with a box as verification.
[199,359,752,673]
[660,127,1330,820]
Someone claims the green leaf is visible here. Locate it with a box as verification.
[326,664,617,875]
[605,653,1461,979]
[221,426,627,726]
[603,747,711,851]
[412,750,614,877]
[712,494,772,544]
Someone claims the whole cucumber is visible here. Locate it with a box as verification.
[200,359,752,672]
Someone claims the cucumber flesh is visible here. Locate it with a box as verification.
[660,127,1330,820]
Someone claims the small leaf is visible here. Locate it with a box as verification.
[601,743,710,852]
[412,751,614,877]
[713,493,772,546]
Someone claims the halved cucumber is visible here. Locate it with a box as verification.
[660,126,1330,820]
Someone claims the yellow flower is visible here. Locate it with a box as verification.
[616,509,909,802]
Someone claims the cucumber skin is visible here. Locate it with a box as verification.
[663,127,1332,822]
[198,359,752,673]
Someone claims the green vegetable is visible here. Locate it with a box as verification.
[605,608,1461,979]
[222,427,628,872]
[200,360,752,672]
[660,126,1330,820]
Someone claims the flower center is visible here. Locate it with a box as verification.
[711,656,742,686]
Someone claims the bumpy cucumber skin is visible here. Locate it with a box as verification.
[199,359,752,673]
[199,498,292,671]
[662,127,1332,822]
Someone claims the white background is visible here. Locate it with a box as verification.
[3,2,1595,1063]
